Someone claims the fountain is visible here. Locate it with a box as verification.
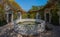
[14,12,45,35]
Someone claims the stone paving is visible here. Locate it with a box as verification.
[52,26,60,37]
[0,23,60,37]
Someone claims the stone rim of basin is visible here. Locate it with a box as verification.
[14,21,45,35]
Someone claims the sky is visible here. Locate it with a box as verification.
[15,0,48,11]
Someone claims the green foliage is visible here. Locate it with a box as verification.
[0,20,7,26]
[39,12,44,20]
[13,12,18,20]
[30,6,40,10]
[28,12,36,19]
[30,14,35,19]
[51,9,59,25]
[30,12,36,19]
[0,6,7,26]
[22,13,28,19]
[18,22,23,24]
[28,6,42,19]
[27,13,30,18]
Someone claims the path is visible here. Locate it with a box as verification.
[0,23,14,36]
[46,23,60,37]
[52,26,60,37]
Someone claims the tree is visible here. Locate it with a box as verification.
[28,6,41,19]
[30,6,42,10]
[0,4,7,26]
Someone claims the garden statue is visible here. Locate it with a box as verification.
[18,12,22,19]
[36,12,41,19]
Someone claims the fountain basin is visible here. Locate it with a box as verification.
[14,20,45,35]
